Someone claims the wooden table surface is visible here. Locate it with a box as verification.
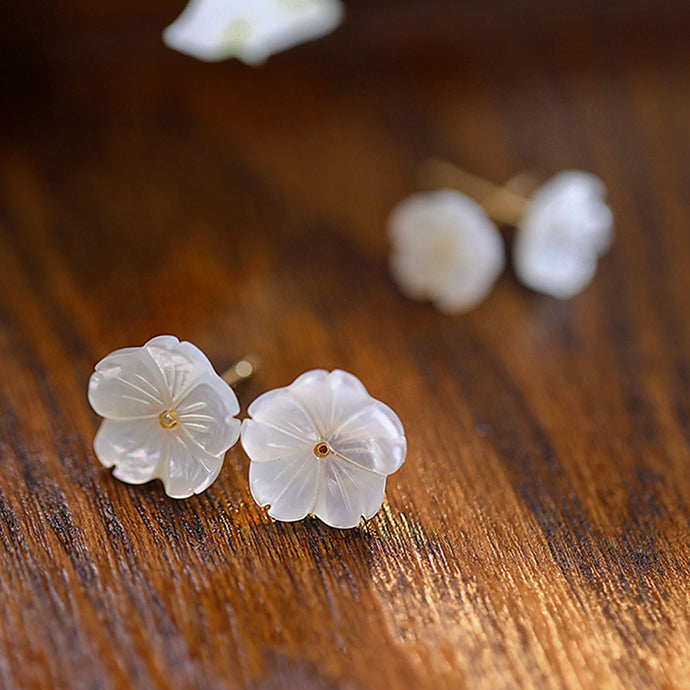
[1,2,689,688]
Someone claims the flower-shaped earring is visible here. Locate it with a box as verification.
[387,189,505,314]
[163,0,344,65]
[240,369,406,528]
[420,158,614,299]
[513,171,614,298]
[88,335,257,499]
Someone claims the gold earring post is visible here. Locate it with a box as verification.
[222,353,262,386]
[418,158,539,225]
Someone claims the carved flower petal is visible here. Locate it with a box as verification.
[88,347,168,420]
[287,369,335,437]
[94,417,167,483]
[143,335,218,404]
[249,453,320,521]
[332,397,404,443]
[94,419,224,497]
[330,400,406,475]
[312,459,387,529]
[324,369,371,429]
[177,372,240,456]
[241,418,314,463]
[161,430,225,499]
[331,435,407,477]
[247,387,319,441]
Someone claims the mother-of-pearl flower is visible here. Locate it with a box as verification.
[88,335,240,499]
[241,369,406,529]
[513,171,614,299]
[163,0,345,66]
[387,189,506,314]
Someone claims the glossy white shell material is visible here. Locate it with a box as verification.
[514,171,614,299]
[241,369,406,529]
[387,189,506,314]
[88,335,240,499]
[163,0,344,66]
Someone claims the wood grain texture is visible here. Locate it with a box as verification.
[1,1,689,688]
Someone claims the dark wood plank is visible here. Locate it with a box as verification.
[1,1,689,688]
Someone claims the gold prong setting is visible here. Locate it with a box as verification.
[158,409,179,430]
[313,441,331,458]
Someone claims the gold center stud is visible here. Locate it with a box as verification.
[158,409,179,430]
[313,442,331,458]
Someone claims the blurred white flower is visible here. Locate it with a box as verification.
[241,369,406,528]
[88,335,240,499]
[513,171,614,299]
[387,189,506,314]
[163,0,344,66]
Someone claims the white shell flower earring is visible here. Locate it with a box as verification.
[163,0,345,66]
[88,335,258,499]
[387,189,505,314]
[240,369,406,529]
[421,158,614,300]
[513,171,614,298]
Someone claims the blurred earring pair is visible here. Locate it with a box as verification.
[387,158,614,314]
[87,335,406,529]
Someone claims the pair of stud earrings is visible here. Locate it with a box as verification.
[87,335,406,529]
[88,163,611,527]
[387,159,615,314]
